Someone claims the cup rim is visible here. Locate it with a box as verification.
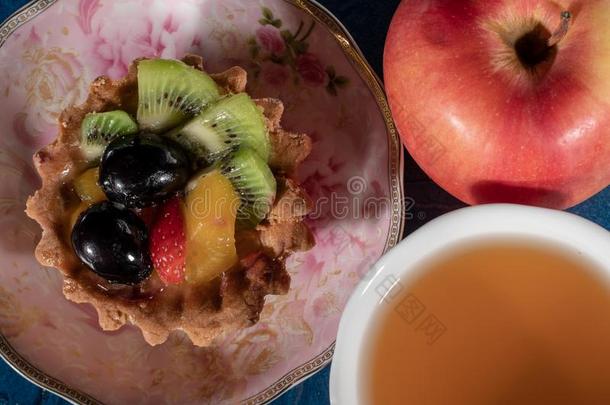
[329,203,610,405]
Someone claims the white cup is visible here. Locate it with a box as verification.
[329,204,610,404]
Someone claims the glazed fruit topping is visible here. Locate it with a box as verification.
[150,196,186,285]
[137,59,220,133]
[168,93,269,165]
[73,167,106,204]
[71,58,283,287]
[71,201,152,285]
[184,170,239,284]
[220,147,276,228]
[80,110,138,162]
[100,133,191,208]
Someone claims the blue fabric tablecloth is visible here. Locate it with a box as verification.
[0,0,608,404]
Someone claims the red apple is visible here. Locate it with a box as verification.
[384,0,610,209]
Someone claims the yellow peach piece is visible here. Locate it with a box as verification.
[184,170,239,284]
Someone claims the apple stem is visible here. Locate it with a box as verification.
[547,11,572,47]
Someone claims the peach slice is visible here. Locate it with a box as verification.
[184,170,239,284]
[73,167,106,204]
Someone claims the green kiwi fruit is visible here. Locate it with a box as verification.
[80,110,138,161]
[220,147,276,228]
[137,59,220,133]
[168,93,269,165]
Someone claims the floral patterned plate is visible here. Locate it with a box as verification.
[0,0,403,403]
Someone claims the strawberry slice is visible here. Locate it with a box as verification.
[150,196,186,285]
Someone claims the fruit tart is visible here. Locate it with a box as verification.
[26,55,315,346]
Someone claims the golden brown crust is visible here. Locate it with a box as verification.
[258,178,315,257]
[269,130,313,174]
[268,178,314,222]
[254,98,313,174]
[25,55,314,346]
[258,221,316,258]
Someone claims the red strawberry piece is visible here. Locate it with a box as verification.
[149,196,186,285]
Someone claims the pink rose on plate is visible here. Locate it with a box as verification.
[296,53,326,87]
[15,47,86,148]
[256,25,285,54]
[89,1,200,78]
[262,63,289,87]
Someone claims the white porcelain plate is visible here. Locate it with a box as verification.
[0,0,404,403]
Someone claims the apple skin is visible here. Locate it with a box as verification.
[384,0,610,209]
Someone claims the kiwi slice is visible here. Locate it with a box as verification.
[220,147,276,228]
[168,93,269,165]
[137,59,220,133]
[80,110,138,161]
